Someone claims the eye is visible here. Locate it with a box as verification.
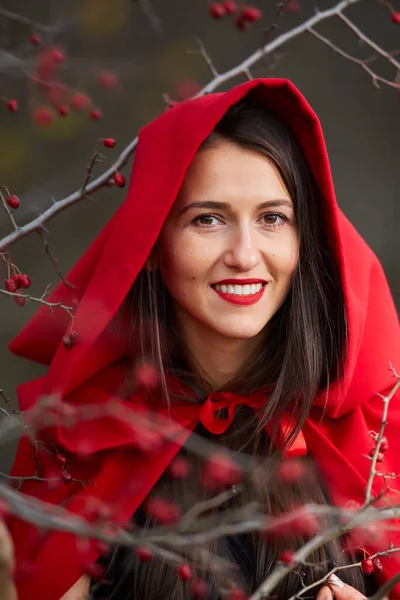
[191,214,222,227]
[260,212,288,228]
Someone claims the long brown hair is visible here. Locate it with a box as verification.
[102,96,366,599]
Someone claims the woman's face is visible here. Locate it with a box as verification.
[157,140,299,343]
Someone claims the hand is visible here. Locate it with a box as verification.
[316,574,367,600]
[0,519,17,600]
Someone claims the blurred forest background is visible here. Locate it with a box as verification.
[0,0,399,470]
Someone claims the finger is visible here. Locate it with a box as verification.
[0,520,14,572]
[316,585,334,600]
[326,574,367,599]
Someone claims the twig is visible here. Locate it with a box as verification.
[0,6,61,32]
[338,12,400,72]
[0,190,19,231]
[191,37,219,78]
[38,230,74,288]
[307,27,399,89]
[0,288,75,317]
[0,0,368,251]
[0,136,137,250]
[262,1,289,47]
[364,367,400,504]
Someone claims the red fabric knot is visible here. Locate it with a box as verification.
[199,390,307,458]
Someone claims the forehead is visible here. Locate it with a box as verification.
[174,141,292,207]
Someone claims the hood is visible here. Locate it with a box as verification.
[8,77,399,418]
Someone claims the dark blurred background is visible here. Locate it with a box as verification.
[0,0,399,469]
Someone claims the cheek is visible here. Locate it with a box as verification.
[269,234,299,278]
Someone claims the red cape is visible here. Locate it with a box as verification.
[6,78,400,600]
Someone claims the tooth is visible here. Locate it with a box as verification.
[243,285,250,295]
[228,285,234,294]
[250,284,256,294]
[233,285,242,295]
[221,285,227,293]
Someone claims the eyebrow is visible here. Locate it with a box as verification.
[178,199,293,217]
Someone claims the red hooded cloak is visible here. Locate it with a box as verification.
[5,78,400,600]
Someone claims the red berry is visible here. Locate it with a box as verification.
[90,540,109,556]
[235,16,249,31]
[191,579,210,598]
[97,71,119,89]
[62,469,72,482]
[7,99,18,112]
[178,564,192,581]
[135,362,159,388]
[135,546,153,562]
[209,3,226,18]
[49,47,64,64]
[70,92,91,111]
[376,452,384,462]
[202,452,242,491]
[285,0,301,13]
[227,589,247,600]
[90,108,102,120]
[57,105,69,116]
[223,0,238,14]
[277,459,305,483]
[379,436,389,452]
[392,12,400,24]
[32,106,54,127]
[103,137,116,148]
[30,32,41,46]
[13,296,26,307]
[145,497,181,524]
[5,279,17,292]
[373,557,383,571]
[113,173,126,188]
[279,550,296,565]
[176,79,201,101]
[84,562,104,580]
[11,274,22,288]
[62,334,73,349]
[18,274,32,289]
[168,457,191,480]
[361,558,374,574]
[46,82,68,105]
[7,194,20,209]
[241,6,262,22]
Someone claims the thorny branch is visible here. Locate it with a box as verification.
[2,0,400,250]
[0,286,75,316]
[364,363,400,504]
[1,1,400,596]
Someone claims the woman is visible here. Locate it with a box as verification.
[4,78,400,600]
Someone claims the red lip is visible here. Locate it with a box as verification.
[212,278,266,285]
[212,284,267,306]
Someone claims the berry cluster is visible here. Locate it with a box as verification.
[368,431,389,463]
[361,555,383,575]
[3,39,118,125]
[4,272,31,306]
[209,2,262,31]
[62,330,79,349]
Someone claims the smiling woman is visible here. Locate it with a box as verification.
[157,140,298,360]
[6,79,400,600]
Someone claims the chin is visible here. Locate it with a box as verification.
[209,319,268,341]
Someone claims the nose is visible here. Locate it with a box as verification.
[223,225,261,271]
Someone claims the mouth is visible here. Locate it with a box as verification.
[210,280,268,306]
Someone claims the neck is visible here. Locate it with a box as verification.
[176,314,264,390]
